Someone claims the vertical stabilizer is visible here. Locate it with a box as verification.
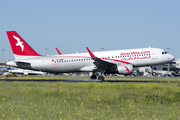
[6,31,42,59]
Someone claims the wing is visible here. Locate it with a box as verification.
[86,47,116,70]
[86,47,132,71]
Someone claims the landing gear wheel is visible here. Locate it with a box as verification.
[98,76,104,82]
[91,75,97,79]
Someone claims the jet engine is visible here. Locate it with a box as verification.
[104,64,133,75]
[116,64,133,75]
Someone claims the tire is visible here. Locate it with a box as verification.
[91,75,97,79]
[98,76,104,82]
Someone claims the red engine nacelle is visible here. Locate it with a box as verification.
[116,64,133,75]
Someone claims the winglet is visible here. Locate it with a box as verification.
[55,47,62,55]
[86,47,96,58]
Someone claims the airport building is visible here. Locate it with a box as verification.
[175,59,180,68]
[0,61,6,74]
[138,60,180,77]
[0,61,5,68]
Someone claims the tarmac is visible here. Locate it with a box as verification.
[0,78,177,83]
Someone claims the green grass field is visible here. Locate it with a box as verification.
[1,76,180,120]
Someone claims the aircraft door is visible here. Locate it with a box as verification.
[151,50,157,60]
[41,58,46,70]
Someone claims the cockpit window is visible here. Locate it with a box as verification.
[162,51,168,55]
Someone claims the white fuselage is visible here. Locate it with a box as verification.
[6,48,174,73]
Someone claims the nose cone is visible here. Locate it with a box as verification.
[168,54,175,62]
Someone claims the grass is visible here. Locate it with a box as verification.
[0,81,180,119]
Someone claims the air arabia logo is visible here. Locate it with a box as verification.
[13,35,24,51]
[124,66,129,73]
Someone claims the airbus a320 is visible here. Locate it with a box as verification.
[6,31,174,81]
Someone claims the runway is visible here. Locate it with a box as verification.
[0,78,177,83]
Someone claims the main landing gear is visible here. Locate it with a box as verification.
[90,75,97,79]
[98,76,104,82]
[90,74,104,82]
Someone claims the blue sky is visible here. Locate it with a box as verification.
[0,0,180,61]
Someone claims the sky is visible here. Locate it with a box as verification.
[0,0,180,61]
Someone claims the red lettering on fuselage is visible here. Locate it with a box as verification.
[120,51,150,56]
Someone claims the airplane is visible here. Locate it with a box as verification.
[145,67,174,77]
[6,31,175,81]
[6,66,45,76]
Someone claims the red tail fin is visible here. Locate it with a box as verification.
[6,31,42,58]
